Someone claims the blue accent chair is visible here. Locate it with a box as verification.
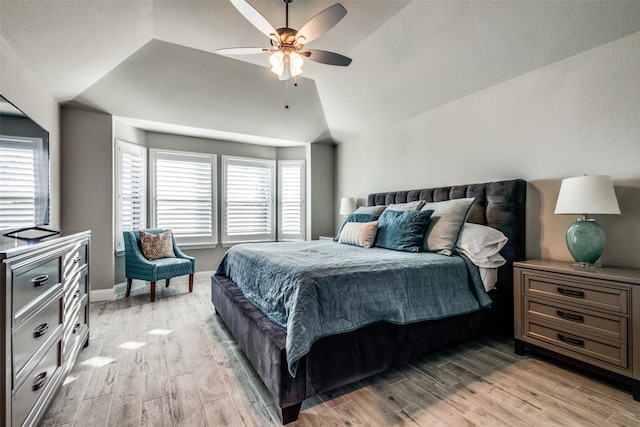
[123,229,196,302]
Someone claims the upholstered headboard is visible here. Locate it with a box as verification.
[367,179,527,296]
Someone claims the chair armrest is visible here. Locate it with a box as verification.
[173,244,195,262]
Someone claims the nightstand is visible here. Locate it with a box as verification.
[514,259,640,401]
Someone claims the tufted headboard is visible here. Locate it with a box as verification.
[367,178,526,298]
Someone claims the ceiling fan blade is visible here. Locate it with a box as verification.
[230,0,277,38]
[216,47,269,55]
[296,3,347,45]
[301,49,352,66]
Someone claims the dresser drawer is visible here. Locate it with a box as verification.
[524,273,628,314]
[525,320,628,369]
[13,297,63,379]
[13,255,62,318]
[12,340,62,427]
[525,297,626,342]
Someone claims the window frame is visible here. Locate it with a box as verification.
[114,139,147,253]
[149,148,218,248]
[277,159,306,241]
[221,155,276,245]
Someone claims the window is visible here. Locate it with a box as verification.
[0,136,48,229]
[115,140,146,252]
[150,149,217,246]
[278,160,305,241]
[222,156,275,244]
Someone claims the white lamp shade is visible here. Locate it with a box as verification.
[554,175,621,215]
[339,197,356,215]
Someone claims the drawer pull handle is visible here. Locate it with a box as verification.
[73,256,81,264]
[33,372,47,391]
[73,323,81,334]
[33,323,49,338]
[557,288,585,298]
[556,311,585,323]
[557,334,585,347]
[31,275,49,287]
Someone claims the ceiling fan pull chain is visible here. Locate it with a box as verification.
[285,79,289,109]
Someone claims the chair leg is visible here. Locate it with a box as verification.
[189,274,194,292]
[126,278,132,297]
[165,278,170,288]
[150,281,156,302]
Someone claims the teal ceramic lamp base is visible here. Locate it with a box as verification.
[566,218,606,267]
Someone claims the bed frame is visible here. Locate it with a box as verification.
[211,179,526,423]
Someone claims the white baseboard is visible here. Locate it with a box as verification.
[91,287,115,302]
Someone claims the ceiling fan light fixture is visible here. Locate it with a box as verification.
[290,51,304,69]
[269,50,284,68]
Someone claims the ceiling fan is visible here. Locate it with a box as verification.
[217,0,352,81]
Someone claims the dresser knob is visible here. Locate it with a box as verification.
[556,310,585,323]
[557,333,585,347]
[33,372,47,391]
[31,275,49,287]
[557,288,585,298]
[33,322,49,338]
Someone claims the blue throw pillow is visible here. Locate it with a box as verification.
[335,213,380,241]
[374,209,434,252]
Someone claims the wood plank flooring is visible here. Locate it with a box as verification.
[41,272,640,426]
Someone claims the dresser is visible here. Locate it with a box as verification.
[514,259,640,401]
[1,231,90,427]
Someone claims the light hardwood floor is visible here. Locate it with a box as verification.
[41,273,640,426]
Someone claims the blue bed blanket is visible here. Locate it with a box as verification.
[216,240,492,377]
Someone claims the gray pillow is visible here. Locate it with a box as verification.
[354,205,386,215]
[374,209,434,252]
[420,198,475,255]
[386,200,425,211]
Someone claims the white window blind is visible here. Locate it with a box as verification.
[115,140,146,252]
[150,149,217,246]
[0,136,47,229]
[222,156,275,244]
[278,160,305,241]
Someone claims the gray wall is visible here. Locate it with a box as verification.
[337,31,640,269]
[307,143,335,239]
[61,108,114,290]
[1,35,60,229]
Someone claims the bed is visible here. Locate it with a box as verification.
[211,179,526,423]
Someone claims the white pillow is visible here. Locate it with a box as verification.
[338,221,379,248]
[479,267,498,292]
[455,223,508,267]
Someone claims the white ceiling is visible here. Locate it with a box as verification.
[2,0,640,145]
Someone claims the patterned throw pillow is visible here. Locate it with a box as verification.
[139,230,176,260]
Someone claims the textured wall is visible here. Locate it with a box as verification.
[337,32,640,269]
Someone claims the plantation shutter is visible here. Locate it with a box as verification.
[151,149,217,246]
[278,160,305,241]
[115,140,146,252]
[0,136,46,228]
[222,156,275,244]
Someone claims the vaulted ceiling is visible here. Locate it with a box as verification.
[2,0,640,145]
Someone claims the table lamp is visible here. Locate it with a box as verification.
[339,197,356,216]
[554,175,620,267]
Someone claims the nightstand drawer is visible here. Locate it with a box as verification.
[524,273,628,314]
[525,320,627,369]
[525,297,626,342]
